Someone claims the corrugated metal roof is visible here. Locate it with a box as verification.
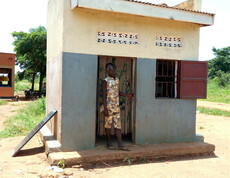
[124,0,215,15]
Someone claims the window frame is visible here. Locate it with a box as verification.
[0,68,12,87]
[155,59,178,99]
[155,59,208,99]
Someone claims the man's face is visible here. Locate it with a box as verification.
[106,64,114,77]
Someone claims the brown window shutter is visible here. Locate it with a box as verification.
[179,61,207,99]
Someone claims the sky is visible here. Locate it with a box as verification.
[0,0,229,64]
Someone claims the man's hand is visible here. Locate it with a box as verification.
[127,93,134,98]
[119,91,134,98]
[104,109,110,117]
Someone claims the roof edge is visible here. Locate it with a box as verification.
[71,0,215,26]
[124,0,215,16]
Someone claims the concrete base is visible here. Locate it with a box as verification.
[39,125,61,154]
[48,142,215,166]
[39,125,214,166]
[195,134,204,142]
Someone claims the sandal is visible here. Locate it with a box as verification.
[107,146,116,150]
[117,146,130,151]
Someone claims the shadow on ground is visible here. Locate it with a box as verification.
[16,146,45,157]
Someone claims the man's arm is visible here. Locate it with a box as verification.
[102,80,109,116]
[119,91,134,98]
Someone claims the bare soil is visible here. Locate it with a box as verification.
[197,100,230,112]
[0,100,30,130]
[0,101,230,177]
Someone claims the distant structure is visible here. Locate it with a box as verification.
[43,0,215,151]
[0,52,16,98]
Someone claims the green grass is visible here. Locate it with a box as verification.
[199,79,230,104]
[197,107,230,117]
[0,97,46,139]
[0,100,8,106]
[14,79,39,92]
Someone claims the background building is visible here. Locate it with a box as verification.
[0,52,15,98]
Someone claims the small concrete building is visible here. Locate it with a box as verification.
[45,0,214,151]
[0,52,15,98]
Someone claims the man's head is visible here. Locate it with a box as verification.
[106,63,115,77]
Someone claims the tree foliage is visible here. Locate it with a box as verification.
[208,46,230,87]
[12,26,46,93]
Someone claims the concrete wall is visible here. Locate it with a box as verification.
[63,1,200,61]
[174,0,195,10]
[46,53,63,142]
[174,0,202,11]
[47,52,98,150]
[47,0,64,61]
[0,53,15,66]
[61,52,98,150]
[47,0,65,142]
[135,58,196,144]
[46,0,200,150]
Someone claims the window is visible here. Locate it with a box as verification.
[155,60,178,98]
[0,68,12,87]
[155,60,207,99]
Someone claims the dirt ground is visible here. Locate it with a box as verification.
[0,100,230,177]
[0,100,30,130]
[197,100,230,112]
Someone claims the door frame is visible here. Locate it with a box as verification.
[96,55,136,143]
[131,58,136,144]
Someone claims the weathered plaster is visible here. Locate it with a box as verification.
[135,58,196,144]
[61,52,98,151]
[46,53,63,143]
[63,5,200,60]
[47,0,64,61]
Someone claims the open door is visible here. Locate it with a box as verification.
[96,56,135,143]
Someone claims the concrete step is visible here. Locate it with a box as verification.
[39,125,61,154]
[48,142,215,166]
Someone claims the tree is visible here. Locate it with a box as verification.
[12,26,47,94]
[208,46,230,87]
[208,46,230,78]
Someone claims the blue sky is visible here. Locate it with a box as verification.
[0,0,229,63]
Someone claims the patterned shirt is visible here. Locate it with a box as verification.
[105,76,120,113]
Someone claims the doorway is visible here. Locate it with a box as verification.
[96,56,135,145]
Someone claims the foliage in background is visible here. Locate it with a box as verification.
[215,70,230,87]
[14,79,39,93]
[197,107,230,117]
[0,97,46,138]
[208,46,230,87]
[200,79,230,103]
[14,73,41,93]
[12,26,47,92]
[15,71,40,89]
[0,100,8,106]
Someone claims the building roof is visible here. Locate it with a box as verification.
[0,52,16,55]
[124,0,215,16]
[71,0,215,26]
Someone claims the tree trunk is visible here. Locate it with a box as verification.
[31,73,36,91]
[39,72,44,96]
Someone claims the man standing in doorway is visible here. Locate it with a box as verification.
[102,63,134,150]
